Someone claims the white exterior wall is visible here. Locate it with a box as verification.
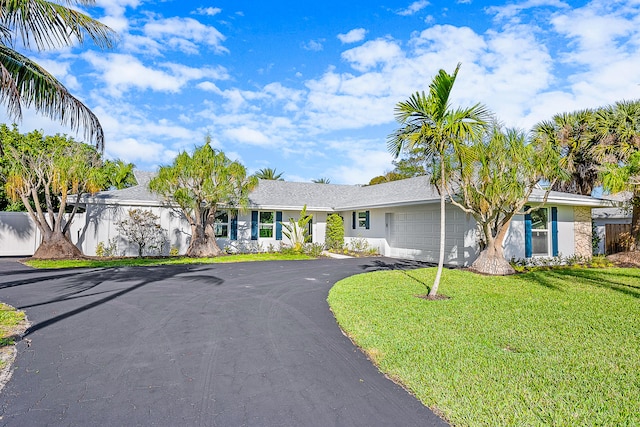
[503,205,577,260]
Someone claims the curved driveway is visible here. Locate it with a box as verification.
[0,258,446,426]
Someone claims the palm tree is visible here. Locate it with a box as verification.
[255,167,284,180]
[533,109,600,196]
[312,177,331,184]
[387,63,491,298]
[0,0,115,151]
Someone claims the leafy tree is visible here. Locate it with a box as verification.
[2,126,102,258]
[312,177,330,184]
[368,171,405,185]
[255,167,284,181]
[149,137,258,257]
[533,109,600,196]
[0,0,115,151]
[391,146,428,178]
[116,209,167,257]
[444,125,563,275]
[325,214,344,251]
[594,100,640,249]
[281,205,312,252]
[388,63,491,297]
[101,159,136,190]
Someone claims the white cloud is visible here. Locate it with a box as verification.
[143,17,228,54]
[223,127,271,146]
[341,38,404,72]
[192,7,222,16]
[337,28,367,44]
[487,0,569,22]
[397,0,430,16]
[302,39,324,51]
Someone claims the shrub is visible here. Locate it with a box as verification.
[325,214,344,251]
[304,243,325,257]
[116,209,168,257]
[95,238,118,257]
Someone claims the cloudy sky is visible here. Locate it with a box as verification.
[4,0,640,184]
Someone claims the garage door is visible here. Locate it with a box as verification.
[387,204,470,265]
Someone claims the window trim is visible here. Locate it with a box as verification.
[214,210,229,238]
[259,211,276,239]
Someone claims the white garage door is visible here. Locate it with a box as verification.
[387,204,470,265]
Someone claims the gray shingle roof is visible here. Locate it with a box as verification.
[592,192,630,219]
[78,172,607,210]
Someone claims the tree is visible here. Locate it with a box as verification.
[368,171,405,185]
[391,146,428,178]
[255,167,284,181]
[116,209,167,257]
[325,213,344,251]
[101,159,136,190]
[533,109,600,196]
[2,126,102,258]
[388,63,491,297]
[149,137,258,257]
[312,177,330,184]
[444,125,563,275]
[281,205,312,252]
[594,100,640,249]
[0,0,115,151]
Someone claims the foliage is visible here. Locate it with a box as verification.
[509,254,613,272]
[388,63,491,293]
[443,124,563,275]
[592,220,601,255]
[0,0,115,150]
[254,167,284,180]
[325,213,344,251]
[25,252,313,269]
[391,146,428,178]
[1,124,102,258]
[116,209,167,257]
[95,238,118,257]
[368,171,405,185]
[149,136,258,257]
[281,205,312,252]
[312,177,331,184]
[100,159,137,190]
[303,242,325,257]
[328,267,640,426]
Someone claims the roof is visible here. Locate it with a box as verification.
[592,192,630,219]
[77,171,609,211]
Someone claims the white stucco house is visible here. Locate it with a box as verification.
[27,171,602,265]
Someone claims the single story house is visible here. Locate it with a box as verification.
[50,171,605,265]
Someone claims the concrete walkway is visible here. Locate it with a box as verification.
[0,258,446,426]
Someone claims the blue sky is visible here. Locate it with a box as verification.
[4,0,640,184]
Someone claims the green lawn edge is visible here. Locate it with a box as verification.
[24,252,314,269]
[327,267,640,427]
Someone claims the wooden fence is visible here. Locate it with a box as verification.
[605,223,632,254]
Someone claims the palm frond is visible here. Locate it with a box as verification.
[0,43,103,149]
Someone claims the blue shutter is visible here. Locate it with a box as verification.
[524,206,532,258]
[276,211,283,240]
[365,211,370,230]
[251,211,258,240]
[230,212,238,241]
[551,207,558,257]
[352,212,356,229]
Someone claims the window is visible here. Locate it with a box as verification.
[214,211,229,238]
[530,208,549,256]
[259,211,275,238]
[356,211,370,229]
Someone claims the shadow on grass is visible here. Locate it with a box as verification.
[521,268,640,299]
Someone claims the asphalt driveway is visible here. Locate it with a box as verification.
[0,257,446,426]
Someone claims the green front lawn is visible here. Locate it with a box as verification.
[25,252,313,269]
[328,268,640,426]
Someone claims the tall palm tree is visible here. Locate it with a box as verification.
[388,63,491,298]
[0,0,115,151]
[255,167,284,180]
[533,109,599,196]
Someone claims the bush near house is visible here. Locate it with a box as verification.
[325,214,344,251]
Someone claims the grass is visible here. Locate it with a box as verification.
[0,304,27,369]
[327,267,640,426]
[25,252,313,269]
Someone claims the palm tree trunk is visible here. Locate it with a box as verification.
[470,222,515,275]
[429,165,446,297]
